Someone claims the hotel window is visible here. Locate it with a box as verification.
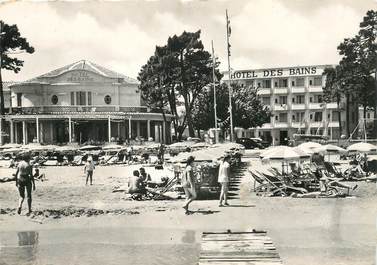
[16,93,22,107]
[279,96,287,104]
[310,114,313,120]
[76,91,86,105]
[104,95,112,104]
[70,92,75,105]
[309,97,313,103]
[261,97,270,105]
[291,81,295,87]
[292,97,295,103]
[296,95,305,104]
[297,112,305,122]
[276,78,288,88]
[275,98,278,104]
[296,78,305,87]
[368,113,371,119]
[314,77,322,86]
[279,113,288,122]
[87,92,92,105]
[317,95,323,103]
[51,95,58,105]
[309,80,313,86]
[332,112,339,121]
[262,79,271,88]
[245,80,254,87]
[292,114,295,121]
[314,112,322,122]
[275,115,278,121]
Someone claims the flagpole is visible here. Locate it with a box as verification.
[226,9,234,142]
[211,40,218,130]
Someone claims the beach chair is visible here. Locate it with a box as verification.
[323,162,344,179]
[249,169,275,196]
[260,171,308,195]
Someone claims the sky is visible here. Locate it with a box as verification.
[0,0,376,82]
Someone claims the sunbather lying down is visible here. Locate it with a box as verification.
[290,192,348,198]
[0,174,16,183]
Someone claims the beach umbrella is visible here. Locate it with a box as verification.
[102,144,123,150]
[0,143,21,150]
[297,142,322,150]
[79,145,102,151]
[260,146,311,161]
[346,142,377,153]
[313,144,346,154]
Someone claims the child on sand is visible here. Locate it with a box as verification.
[84,156,95,185]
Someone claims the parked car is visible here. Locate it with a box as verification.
[236,138,265,149]
[250,138,270,148]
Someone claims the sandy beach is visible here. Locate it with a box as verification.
[0,152,376,265]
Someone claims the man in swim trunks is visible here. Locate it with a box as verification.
[15,154,35,215]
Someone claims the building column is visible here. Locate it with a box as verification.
[136,121,140,138]
[162,121,166,144]
[10,119,14,144]
[39,121,43,144]
[68,117,72,143]
[14,122,18,144]
[0,118,3,145]
[117,123,120,139]
[22,121,26,145]
[128,116,132,140]
[36,117,40,143]
[108,116,111,143]
[147,120,151,140]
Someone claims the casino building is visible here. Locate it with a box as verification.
[0,60,173,145]
[224,65,358,145]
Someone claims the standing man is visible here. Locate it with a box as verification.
[15,154,35,215]
[84,156,95,185]
[182,156,197,214]
[218,154,231,207]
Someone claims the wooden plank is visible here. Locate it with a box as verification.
[199,261,282,265]
[199,230,282,264]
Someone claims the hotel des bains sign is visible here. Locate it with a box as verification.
[230,66,322,80]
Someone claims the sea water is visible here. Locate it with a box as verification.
[0,227,201,265]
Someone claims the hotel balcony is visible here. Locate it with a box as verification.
[328,121,340,127]
[309,103,324,109]
[291,122,305,128]
[257,88,271,95]
[274,122,289,128]
[291,104,306,110]
[10,105,150,114]
[273,104,289,111]
[273,88,288,94]
[308,87,323,93]
[291,87,305,93]
[325,102,338,109]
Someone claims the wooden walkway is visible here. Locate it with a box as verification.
[198,230,283,265]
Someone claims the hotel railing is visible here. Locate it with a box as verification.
[10,105,150,114]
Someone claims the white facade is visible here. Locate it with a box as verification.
[1,60,173,145]
[223,65,354,145]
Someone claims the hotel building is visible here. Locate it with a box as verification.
[0,60,173,145]
[224,65,358,145]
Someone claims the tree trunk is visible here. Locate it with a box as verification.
[346,93,350,138]
[337,95,342,137]
[197,129,200,138]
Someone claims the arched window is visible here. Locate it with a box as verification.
[104,95,112,104]
[51,95,58,105]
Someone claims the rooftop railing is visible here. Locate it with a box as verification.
[10,105,150,114]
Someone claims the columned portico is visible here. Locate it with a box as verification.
[22,121,26,145]
[36,117,40,143]
[68,117,72,143]
[147,120,151,139]
[10,119,14,143]
[108,116,111,143]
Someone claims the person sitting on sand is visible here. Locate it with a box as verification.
[15,154,35,215]
[182,156,197,214]
[33,168,46,182]
[139,167,152,186]
[84,156,95,185]
[128,170,146,195]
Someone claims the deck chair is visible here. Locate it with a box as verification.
[260,171,308,195]
[323,162,344,179]
[249,169,274,196]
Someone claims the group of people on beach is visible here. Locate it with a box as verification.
[181,154,231,215]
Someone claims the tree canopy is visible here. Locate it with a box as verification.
[138,30,222,140]
[0,21,34,114]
